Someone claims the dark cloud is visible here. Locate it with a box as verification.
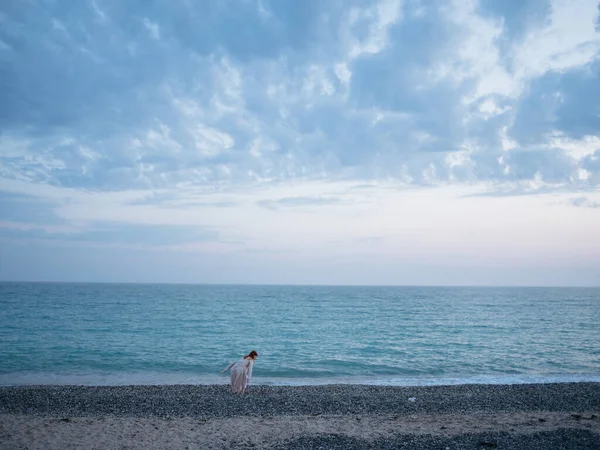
[348,9,467,154]
[510,60,600,144]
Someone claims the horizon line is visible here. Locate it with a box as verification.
[0,280,598,289]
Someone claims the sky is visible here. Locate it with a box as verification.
[1,0,599,286]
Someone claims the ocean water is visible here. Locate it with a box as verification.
[1,282,599,387]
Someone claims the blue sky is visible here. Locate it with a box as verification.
[1,0,599,285]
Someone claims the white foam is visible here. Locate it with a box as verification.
[2,372,599,387]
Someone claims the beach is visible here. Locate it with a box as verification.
[1,382,599,449]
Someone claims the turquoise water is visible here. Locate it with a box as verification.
[1,283,599,386]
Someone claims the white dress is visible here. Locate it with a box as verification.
[222,357,254,393]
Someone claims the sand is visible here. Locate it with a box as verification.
[1,382,599,449]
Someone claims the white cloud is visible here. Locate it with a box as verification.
[334,62,351,86]
[500,126,519,151]
[143,18,160,40]
[478,99,511,118]
[212,57,244,108]
[549,133,600,160]
[249,136,279,159]
[446,147,474,170]
[435,0,600,104]
[51,19,67,33]
[0,135,68,182]
[576,168,591,181]
[256,0,274,22]
[172,97,206,119]
[145,123,182,153]
[514,0,600,79]
[303,65,336,97]
[344,0,403,60]
[431,0,514,101]
[90,1,109,23]
[192,125,234,157]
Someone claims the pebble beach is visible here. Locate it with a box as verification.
[1,382,599,449]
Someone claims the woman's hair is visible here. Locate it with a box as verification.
[245,350,258,359]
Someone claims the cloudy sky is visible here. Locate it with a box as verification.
[1,0,599,286]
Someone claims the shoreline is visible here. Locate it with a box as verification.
[3,372,600,390]
[1,382,599,448]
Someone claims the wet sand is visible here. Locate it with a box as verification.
[1,382,599,449]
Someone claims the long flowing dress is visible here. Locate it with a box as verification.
[222,357,254,393]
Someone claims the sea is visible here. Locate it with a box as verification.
[1,282,599,387]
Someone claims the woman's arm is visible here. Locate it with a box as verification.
[220,361,234,373]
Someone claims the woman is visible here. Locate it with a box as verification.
[221,350,258,394]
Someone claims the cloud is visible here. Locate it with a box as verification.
[1,0,600,284]
[258,196,344,210]
[0,221,218,247]
[571,196,600,209]
[1,0,599,193]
